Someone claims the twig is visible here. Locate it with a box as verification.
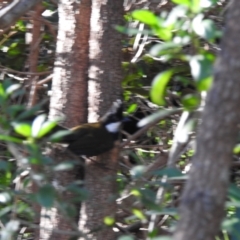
[131,23,148,63]
[27,76,38,108]
[123,144,163,149]
[0,65,52,75]
[147,175,168,239]
[37,74,53,85]
[0,30,17,46]
[19,220,83,237]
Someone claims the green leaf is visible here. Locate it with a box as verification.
[150,42,182,57]
[8,47,21,56]
[0,172,12,186]
[7,105,25,118]
[36,121,57,138]
[192,14,217,40]
[49,130,71,142]
[103,216,115,226]
[150,70,174,105]
[155,27,173,41]
[233,144,240,154]
[182,94,200,110]
[171,0,191,8]
[16,20,26,31]
[0,134,22,143]
[16,104,43,121]
[222,214,240,239]
[197,76,213,91]
[230,208,240,240]
[228,184,240,202]
[132,10,159,26]
[131,189,141,197]
[127,103,137,113]
[153,167,183,178]
[132,208,146,220]
[13,123,31,137]
[190,0,202,13]
[0,84,7,100]
[6,84,21,95]
[140,189,161,210]
[165,5,188,26]
[172,0,215,12]
[130,165,146,179]
[200,19,217,40]
[1,220,20,240]
[190,54,214,81]
[199,0,217,8]
[31,114,46,138]
[0,192,11,203]
[138,109,180,128]
[190,54,214,91]
[0,206,12,218]
[0,160,10,171]
[36,184,55,208]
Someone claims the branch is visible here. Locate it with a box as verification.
[0,65,52,75]
[0,0,42,29]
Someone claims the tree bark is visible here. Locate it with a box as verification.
[88,0,123,122]
[39,0,90,239]
[49,0,90,127]
[79,0,123,239]
[173,1,240,240]
[27,5,44,240]
[79,148,120,240]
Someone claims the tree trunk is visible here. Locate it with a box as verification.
[27,5,44,240]
[79,148,120,240]
[39,0,90,239]
[49,0,90,126]
[79,0,123,239]
[88,0,123,122]
[173,1,240,240]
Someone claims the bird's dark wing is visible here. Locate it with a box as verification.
[66,124,115,156]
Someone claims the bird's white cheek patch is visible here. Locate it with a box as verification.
[105,122,121,133]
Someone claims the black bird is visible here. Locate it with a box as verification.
[53,99,123,156]
[13,100,123,157]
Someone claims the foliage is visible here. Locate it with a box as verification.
[0,0,239,239]
[117,0,239,239]
[0,82,86,239]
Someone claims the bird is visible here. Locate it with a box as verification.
[50,99,123,156]
[12,100,123,157]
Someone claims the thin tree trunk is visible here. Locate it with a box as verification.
[39,0,90,239]
[88,0,123,122]
[173,1,240,240]
[79,148,120,240]
[27,5,44,240]
[79,0,123,239]
[49,0,89,126]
